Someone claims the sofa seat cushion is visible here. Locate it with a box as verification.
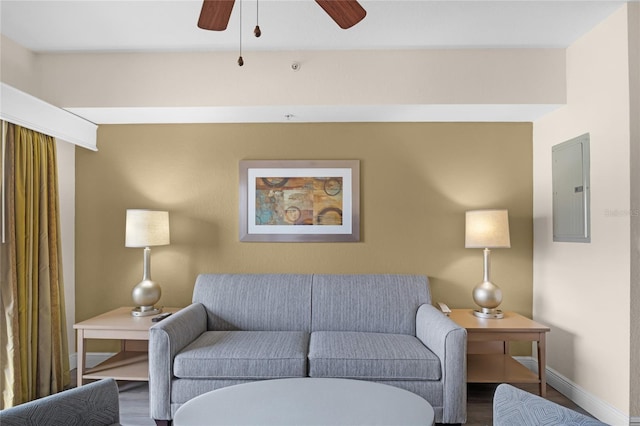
[308,331,442,381]
[174,331,309,379]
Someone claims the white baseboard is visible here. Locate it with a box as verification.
[515,357,632,426]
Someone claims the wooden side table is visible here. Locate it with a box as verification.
[74,306,180,386]
[449,309,550,396]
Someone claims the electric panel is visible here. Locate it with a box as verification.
[552,133,590,243]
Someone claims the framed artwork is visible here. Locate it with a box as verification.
[239,160,360,242]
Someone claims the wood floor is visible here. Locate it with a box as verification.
[77,376,592,426]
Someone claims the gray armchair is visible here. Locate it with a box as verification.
[493,383,608,426]
[0,378,120,426]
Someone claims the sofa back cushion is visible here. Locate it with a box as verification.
[193,274,312,331]
[311,274,430,335]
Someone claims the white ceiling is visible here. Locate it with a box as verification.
[0,0,629,124]
[0,0,627,53]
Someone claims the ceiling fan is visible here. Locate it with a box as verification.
[197,0,367,31]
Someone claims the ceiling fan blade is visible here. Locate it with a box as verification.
[315,0,366,29]
[198,0,235,31]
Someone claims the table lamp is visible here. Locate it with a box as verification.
[125,209,170,317]
[465,209,510,319]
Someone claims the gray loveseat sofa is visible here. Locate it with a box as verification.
[149,274,467,425]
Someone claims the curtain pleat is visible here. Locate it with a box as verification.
[1,122,69,409]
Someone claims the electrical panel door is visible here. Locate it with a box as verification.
[552,134,590,243]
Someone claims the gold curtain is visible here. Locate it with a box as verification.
[0,121,70,409]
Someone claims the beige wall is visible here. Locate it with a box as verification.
[56,140,76,361]
[36,49,564,109]
[75,122,533,343]
[533,5,633,421]
[628,2,640,420]
[0,35,40,97]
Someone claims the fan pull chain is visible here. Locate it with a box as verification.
[254,0,261,37]
[237,0,244,66]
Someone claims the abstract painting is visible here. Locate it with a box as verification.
[239,160,360,242]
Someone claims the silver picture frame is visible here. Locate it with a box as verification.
[239,160,360,242]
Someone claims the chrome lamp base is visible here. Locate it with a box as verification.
[130,247,162,317]
[131,306,162,317]
[473,308,504,319]
[472,248,505,319]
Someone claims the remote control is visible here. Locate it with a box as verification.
[152,312,172,322]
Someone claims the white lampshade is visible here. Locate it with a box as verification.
[465,209,511,249]
[125,210,170,248]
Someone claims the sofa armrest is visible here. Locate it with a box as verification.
[0,378,120,426]
[416,303,467,424]
[149,303,207,421]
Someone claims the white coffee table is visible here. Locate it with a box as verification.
[173,378,435,426]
